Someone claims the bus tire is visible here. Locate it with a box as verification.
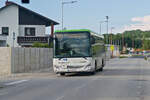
[90,71,95,75]
[102,59,105,67]
[95,60,97,71]
[60,73,65,76]
[100,67,103,71]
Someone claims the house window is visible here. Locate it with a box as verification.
[25,27,35,36]
[2,27,9,35]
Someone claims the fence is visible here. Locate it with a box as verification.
[11,47,53,73]
[0,47,53,79]
[0,47,11,76]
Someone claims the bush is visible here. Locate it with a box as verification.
[32,42,53,48]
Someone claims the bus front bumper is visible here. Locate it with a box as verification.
[53,65,95,73]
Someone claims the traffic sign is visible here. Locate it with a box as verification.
[110,45,114,51]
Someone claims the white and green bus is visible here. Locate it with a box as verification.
[53,29,106,75]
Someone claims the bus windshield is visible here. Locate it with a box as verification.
[54,32,90,58]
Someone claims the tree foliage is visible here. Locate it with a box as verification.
[32,42,53,48]
[103,29,150,49]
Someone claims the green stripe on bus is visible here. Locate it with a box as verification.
[55,29,91,33]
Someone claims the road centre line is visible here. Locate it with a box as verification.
[5,80,29,86]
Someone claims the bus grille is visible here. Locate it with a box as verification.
[67,65,83,68]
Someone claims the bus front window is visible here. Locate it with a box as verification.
[54,33,90,58]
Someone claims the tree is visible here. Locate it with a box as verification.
[103,29,150,49]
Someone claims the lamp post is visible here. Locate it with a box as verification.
[110,27,115,45]
[99,21,106,35]
[61,0,77,30]
[106,16,109,44]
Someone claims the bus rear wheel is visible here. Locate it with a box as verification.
[89,71,95,75]
[102,59,105,67]
[99,67,103,71]
[60,73,65,76]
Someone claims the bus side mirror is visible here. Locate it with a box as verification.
[91,37,95,44]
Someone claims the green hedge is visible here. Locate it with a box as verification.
[32,42,53,48]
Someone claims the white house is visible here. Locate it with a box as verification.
[0,1,59,47]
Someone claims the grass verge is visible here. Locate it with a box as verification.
[119,56,128,58]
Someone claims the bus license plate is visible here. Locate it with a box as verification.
[62,58,67,61]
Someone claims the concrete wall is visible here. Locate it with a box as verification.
[0,47,53,74]
[11,48,53,73]
[0,47,11,75]
[0,5,19,47]
[19,25,46,36]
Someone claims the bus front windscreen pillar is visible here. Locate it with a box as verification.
[51,23,54,37]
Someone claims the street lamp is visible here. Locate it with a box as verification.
[106,16,109,44]
[61,0,77,30]
[99,21,106,35]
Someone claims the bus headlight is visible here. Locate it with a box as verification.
[84,63,91,69]
[86,63,91,67]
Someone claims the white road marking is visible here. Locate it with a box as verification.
[5,80,29,86]
[0,92,8,96]
[56,95,65,100]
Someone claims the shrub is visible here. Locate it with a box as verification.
[32,42,53,48]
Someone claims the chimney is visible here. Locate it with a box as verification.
[5,0,12,6]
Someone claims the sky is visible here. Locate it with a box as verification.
[1,0,150,34]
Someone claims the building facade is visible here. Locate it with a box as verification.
[0,1,59,47]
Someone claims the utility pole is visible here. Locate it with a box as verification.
[110,27,114,45]
[132,33,134,49]
[106,16,109,44]
[61,0,77,30]
[99,21,106,35]
[61,0,64,30]
[122,32,124,53]
[142,34,145,49]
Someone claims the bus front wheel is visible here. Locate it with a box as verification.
[99,67,103,71]
[60,73,65,76]
[102,59,105,67]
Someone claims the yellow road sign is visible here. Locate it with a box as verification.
[110,45,114,51]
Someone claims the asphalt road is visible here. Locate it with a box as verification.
[0,57,150,100]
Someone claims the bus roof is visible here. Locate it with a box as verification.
[55,29,104,38]
[55,29,91,33]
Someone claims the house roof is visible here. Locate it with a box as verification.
[0,2,59,26]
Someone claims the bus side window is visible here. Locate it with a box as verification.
[91,36,95,44]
